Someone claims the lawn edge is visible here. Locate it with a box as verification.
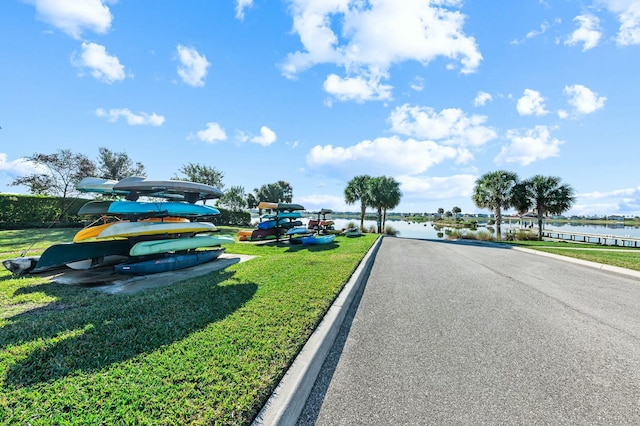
[251,235,383,426]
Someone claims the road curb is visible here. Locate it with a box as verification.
[251,235,383,426]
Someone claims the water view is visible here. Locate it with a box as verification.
[328,218,640,240]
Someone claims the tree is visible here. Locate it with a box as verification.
[513,175,575,240]
[253,181,293,204]
[217,185,247,211]
[368,176,402,233]
[344,175,372,230]
[11,149,96,219]
[246,193,258,210]
[472,170,519,241]
[174,163,224,189]
[437,207,444,215]
[452,206,462,215]
[97,147,145,180]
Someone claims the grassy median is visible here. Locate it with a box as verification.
[504,240,640,272]
[0,228,377,425]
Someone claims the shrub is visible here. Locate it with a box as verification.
[475,230,494,241]
[384,225,399,236]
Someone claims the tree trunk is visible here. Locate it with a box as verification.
[495,207,502,241]
[377,207,382,233]
[537,214,544,241]
[360,201,366,230]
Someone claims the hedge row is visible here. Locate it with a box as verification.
[0,194,251,229]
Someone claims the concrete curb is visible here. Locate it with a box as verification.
[251,236,383,426]
[510,245,640,280]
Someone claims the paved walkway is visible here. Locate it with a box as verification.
[297,237,640,425]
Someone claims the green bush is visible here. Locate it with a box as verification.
[0,194,88,229]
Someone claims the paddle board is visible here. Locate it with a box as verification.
[114,249,224,275]
[129,235,234,256]
[96,221,216,239]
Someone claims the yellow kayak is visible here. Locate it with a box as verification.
[73,217,191,242]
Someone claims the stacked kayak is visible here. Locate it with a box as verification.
[238,201,305,241]
[2,177,233,276]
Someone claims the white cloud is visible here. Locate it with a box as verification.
[474,91,493,107]
[95,108,165,126]
[396,174,477,199]
[563,84,606,115]
[28,0,114,39]
[306,136,467,178]
[296,193,351,212]
[72,42,126,83]
[196,122,227,143]
[495,125,562,166]
[410,77,425,92]
[0,153,48,177]
[250,126,277,146]
[176,45,210,87]
[282,0,481,101]
[557,109,569,119]
[526,21,550,39]
[516,89,548,116]
[564,15,602,51]
[579,187,638,199]
[323,73,393,102]
[600,0,640,45]
[389,104,497,147]
[235,0,253,20]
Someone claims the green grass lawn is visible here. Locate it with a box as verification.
[0,227,377,425]
[503,240,640,272]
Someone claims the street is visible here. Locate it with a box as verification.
[298,237,640,425]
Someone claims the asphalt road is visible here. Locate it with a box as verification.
[297,237,640,425]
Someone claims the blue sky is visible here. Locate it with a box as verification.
[1,0,639,216]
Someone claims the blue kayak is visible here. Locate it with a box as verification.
[301,234,336,245]
[108,201,219,217]
[257,218,290,230]
[114,249,224,275]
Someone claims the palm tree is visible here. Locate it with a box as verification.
[472,170,519,241]
[344,175,372,230]
[368,176,402,233]
[513,175,575,240]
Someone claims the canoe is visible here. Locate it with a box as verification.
[129,235,235,256]
[277,203,304,211]
[75,177,123,194]
[257,202,305,212]
[344,227,363,237]
[73,222,118,242]
[66,255,129,270]
[19,240,132,274]
[113,177,223,203]
[107,201,219,217]
[238,229,253,241]
[261,211,302,220]
[286,226,311,236]
[96,221,216,239]
[114,249,225,275]
[257,218,290,230]
[301,234,336,245]
[78,200,114,215]
[257,201,278,210]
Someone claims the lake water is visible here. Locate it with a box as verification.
[328,218,640,240]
